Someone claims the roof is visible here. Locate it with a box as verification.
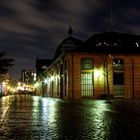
[43,31,140,73]
[77,31,140,54]
[84,31,140,47]
[54,27,83,58]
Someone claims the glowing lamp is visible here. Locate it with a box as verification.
[94,69,102,78]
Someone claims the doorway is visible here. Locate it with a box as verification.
[81,73,94,96]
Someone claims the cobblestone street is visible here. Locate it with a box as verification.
[0,95,140,140]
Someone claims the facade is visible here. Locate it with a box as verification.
[39,29,140,99]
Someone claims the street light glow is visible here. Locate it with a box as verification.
[94,69,102,79]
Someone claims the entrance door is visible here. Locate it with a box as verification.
[81,73,93,96]
[113,85,125,96]
[113,72,125,96]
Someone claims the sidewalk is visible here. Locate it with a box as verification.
[0,95,15,125]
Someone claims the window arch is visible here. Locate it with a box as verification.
[81,58,93,70]
[113,58,124,70]
[112,58,125,96]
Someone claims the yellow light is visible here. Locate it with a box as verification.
[94,69,102,78]
[18,82,21,86]
[34,82,39,88]
[94,68,104,84]
[50,76,54,81]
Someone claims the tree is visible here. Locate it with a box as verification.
[0,52,14,74]
[103,53,113,102]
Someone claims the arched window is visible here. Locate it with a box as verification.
[81,58,93,70]
[113,58,124,85]
[112,58,125,96]
[81,58,94,97]
[113,58,124,70]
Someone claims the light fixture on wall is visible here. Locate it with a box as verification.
[94,69,102,78]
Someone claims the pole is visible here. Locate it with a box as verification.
[132,59,135,99]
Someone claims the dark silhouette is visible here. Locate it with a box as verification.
[0,52,14,74]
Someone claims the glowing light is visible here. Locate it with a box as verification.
[34,82,39,88]
[18,82,21,86]
[2,82,6,87]
[2,81,6,85]
[34,73,36,81]
[17,86,24,91]
[94,69,102,78]
[94,68,104,84]
[50,76,54,81]
[44,79,48,84]
[136,42,139,47]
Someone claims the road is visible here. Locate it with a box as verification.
[0,95,140,140]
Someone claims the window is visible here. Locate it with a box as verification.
[81,73,93,96]
[113,59,125,96]
[113,73,124,85]
[81,58,93,70]
[113,58,124,70]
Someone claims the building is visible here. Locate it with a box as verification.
[35,58,52,96]
[38,27,140,99]
[0,73,10,96]
[21,69,35,85]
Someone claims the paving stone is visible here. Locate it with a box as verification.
[1,95,140,139]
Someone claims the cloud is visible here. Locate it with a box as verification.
[0,0,140,79]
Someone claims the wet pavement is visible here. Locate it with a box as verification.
[0,95,140,140]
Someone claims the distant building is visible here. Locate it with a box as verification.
[36,58,53,80]
[37,27,140,99]
[35,59,52,96]
[0,73,10,95]
[21,69,35,84]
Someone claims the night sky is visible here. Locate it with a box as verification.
[0,0,140,79]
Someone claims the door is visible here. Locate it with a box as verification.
[81,73,93,96]
[113,72,125,96]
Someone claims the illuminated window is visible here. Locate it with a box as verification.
[113,58,124,70]
[81,73,93,96]
[113,59,125,96]
[81,58,93,70]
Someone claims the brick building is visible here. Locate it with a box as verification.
[38,27,140,99]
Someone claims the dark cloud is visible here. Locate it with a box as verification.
[0,0,140,79]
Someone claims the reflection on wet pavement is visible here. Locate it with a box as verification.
[0,96,14,123]
[0,95,140,139]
